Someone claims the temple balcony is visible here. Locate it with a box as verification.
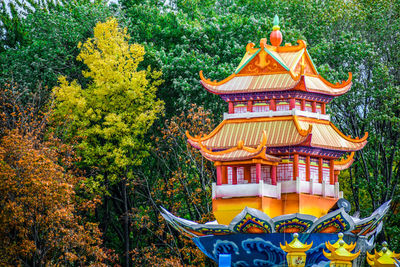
[223,108,330,121]
[212,179,342,200]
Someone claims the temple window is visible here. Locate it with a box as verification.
[298,156,307,181]
[277,156,293,182]
[276,99,290,111]
[237,167,245,184]
[253,100,270,112]
[250,166,257,183]
[262,166,271,184]
[227,166,246,184]
[295,99,302,110]
[316,103,322,114]
[322,160,330,183]
[310,158,319,181]
[305,101,313,112]
[227,167,233,184]
[234,101,247,113]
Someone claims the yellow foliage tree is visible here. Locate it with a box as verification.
[52,18,164,265]
[53,18,164,184]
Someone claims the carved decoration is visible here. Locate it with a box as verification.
[238,50,287,75]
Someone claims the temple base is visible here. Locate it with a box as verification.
[213,194,338,225]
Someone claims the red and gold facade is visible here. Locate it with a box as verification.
[187,26,367,226]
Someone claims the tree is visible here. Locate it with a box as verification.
[0,130,107,266]
[0,1,116,106]
[52,18,164,266]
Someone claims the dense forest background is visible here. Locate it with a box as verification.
[0,0,399,266]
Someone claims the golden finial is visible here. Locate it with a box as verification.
[367,242,399,266]
[323,234,360,267]
[280,233,313,267]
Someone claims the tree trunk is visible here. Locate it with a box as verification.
[122,179,130,267]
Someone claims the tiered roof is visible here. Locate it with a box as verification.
[187,116,367,153]
[200,40,352,97]
[198,132,281,163]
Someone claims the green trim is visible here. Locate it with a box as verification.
[305,49,320,75]
[264,48,290,71]
[235,49,261,74]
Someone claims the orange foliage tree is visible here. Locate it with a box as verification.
[0,130,107,266]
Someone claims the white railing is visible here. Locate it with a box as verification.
[212,180,341,199]
[223,109,330,121]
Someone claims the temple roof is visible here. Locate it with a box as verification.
[334,152,355,171]
[198,132,281,162]
[187,116,367,152]
[200,40,352,97]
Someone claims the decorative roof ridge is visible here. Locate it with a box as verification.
[288,48,306,72]
[328,122,368,143]
[186,119,231,142]
[198,131,268,156]
[266,39,307,52]
[304,49,320,75]
[334,152,355,166]
[293,115,313,137]
[199,70,236,86]
[318,72,353,89]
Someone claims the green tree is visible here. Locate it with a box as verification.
[0,1,116,105]
[53,18,164,266]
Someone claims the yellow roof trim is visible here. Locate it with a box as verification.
[267,40,307,53]
[293,115,313,137]
[198,131,267,155]
[334,152,355,166]
[318,72,353,89]
[329,122,368,143]
[199,70,236,86]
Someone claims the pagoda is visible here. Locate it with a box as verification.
[187,16,366,225]
[161,16,390,266]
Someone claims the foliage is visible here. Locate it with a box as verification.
[1,0,400,265]
[0,1,116,104]
[0,130,107,266]
[130,104,217,266]
[53,17,164,190]
[53,18,164,265]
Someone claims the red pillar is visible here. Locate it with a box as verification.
[321,103,326,114]
[247,100,253,112]
[228,101,234,114]
[216,165,222,185]
[293,154,299,180]
[312,101,317,112]
[334,170,340,183]
[330,159,335,185]
[256,163,261,183]
[271,165,277,185]
[318,158,323,183]
[301,99,306,111]
[289,98,296,110]
[244,166,251,183]
[305,156,310,181]
[232,166,237,185]
[222,166,227,184]
[270,99,276,111]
